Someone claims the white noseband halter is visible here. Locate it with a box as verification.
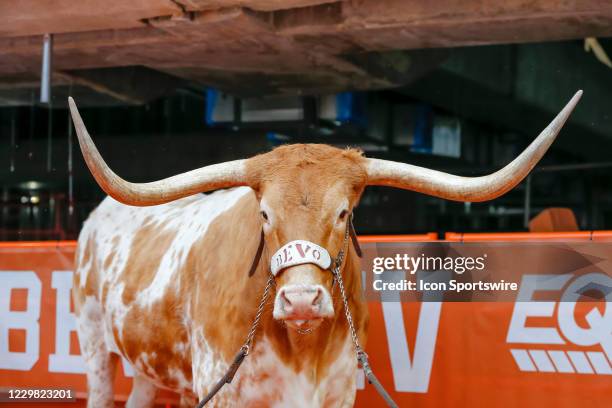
[270,240,332,276]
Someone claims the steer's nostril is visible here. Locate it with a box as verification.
[311,288,323,306]
[281,290,293,307]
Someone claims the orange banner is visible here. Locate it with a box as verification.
[0,236,610,407]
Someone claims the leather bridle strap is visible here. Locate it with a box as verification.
[349,214,362,257]
[248,230,265,277]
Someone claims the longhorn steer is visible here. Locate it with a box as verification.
[70,91,581,407]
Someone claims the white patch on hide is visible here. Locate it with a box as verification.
[192,328,229,396]
[74,296,115,407]
[233,336,357,407]
[74,187,252,398]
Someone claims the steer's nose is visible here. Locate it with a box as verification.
[274,284,333,320]
[282,286,322,314]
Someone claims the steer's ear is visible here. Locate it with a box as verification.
[248,229,265,277]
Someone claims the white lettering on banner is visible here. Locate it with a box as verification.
[507,274,571,344]
[0,271,41,371]
[47,271,134,377]
[507,273,612,375]
[382,302,441,393]
[49,271,86,374]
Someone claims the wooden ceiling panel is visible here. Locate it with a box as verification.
[0,0,180,37]
[176,0,341,12]
[158,64,385,96]
[339,0,612,50]
[148,8,286,51]
[341,0,612,26]
[1,0,612,99]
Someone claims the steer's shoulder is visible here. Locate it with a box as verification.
[75,187,257,296]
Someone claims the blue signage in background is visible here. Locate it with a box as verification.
[319,92,367,126]
[411,104,433,154]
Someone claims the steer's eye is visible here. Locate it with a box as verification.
[260,210,269,222]
[338,209,348,221]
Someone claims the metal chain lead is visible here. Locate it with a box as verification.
[332,215,399,408]
[197,273,274,407]
[332,219,362,353]
[333,264,362,351]
[243,273,274,354]
[332,270,362,358]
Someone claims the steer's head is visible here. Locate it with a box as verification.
[67,91,582,331]
[245,145,367,329]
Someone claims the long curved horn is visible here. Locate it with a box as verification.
[366,90,582,202]
[68,97,247,206]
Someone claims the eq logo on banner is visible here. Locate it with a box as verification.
[507,273,612,375]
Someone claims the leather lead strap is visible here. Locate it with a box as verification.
[248,229,265,277]
[196,347,248,408]
[358,352,398,408]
